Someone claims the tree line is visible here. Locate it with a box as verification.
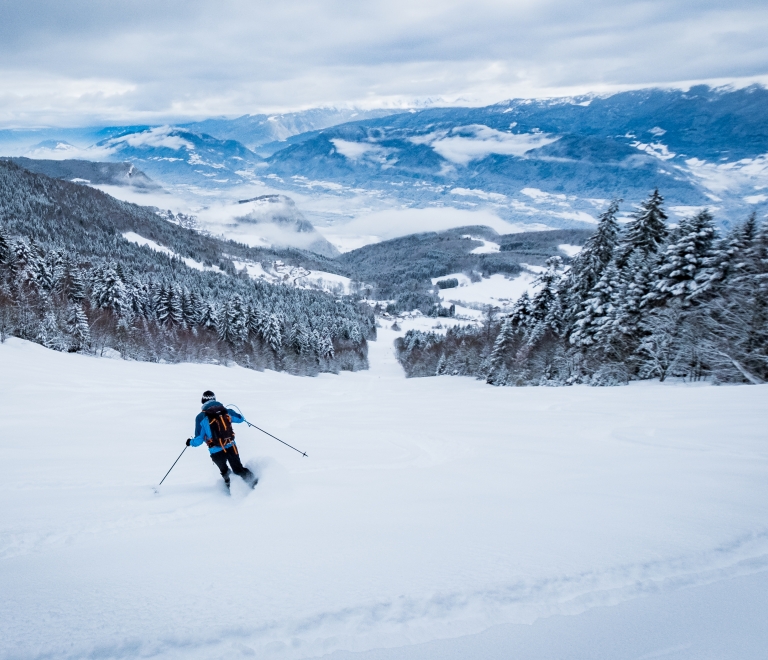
[396,191,768,385]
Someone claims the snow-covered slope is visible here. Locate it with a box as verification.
[2,336,767,659]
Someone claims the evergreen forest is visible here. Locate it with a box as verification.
[396,193,768,385]
[0,161,374,375]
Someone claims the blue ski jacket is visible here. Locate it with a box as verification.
[190,400,245,454]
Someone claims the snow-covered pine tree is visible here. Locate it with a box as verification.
[570,261,622,349]
[698,213,756,298]
[705,218,768,382]
[154,282,171,326]
[508,291,532,331]
[435,352,447,376]
[616,189,668,267]
[182,289,198,329]
[245,303,264,340]
[198,299,218,330]
[218,294,248,344]
[644,209,716,306]
[66,303,91,352]
[605,251,652,355]
[10,237,39,286]
[263,313,283,353]
[0,227,10,266]
[65,263,87,303]
[320,330,334,359]
[486,316,516,384]
[38,310,67,351]
[635,306,683,382]
[35,249,63,294]
[562,199,621,317]
[169,283,185,327]
[526,257,564,345]
[292,324,311,355]
[91,263,127,315]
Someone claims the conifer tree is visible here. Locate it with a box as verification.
[527,257,563,344]
[570,261,622,348]
[508,291,532,331]
[38,310,66,351]
[697,225,743,297]
[169,283,185,327]
[154,282,171,325]
[65,264,87,303]
[92,264,127,315]
[563,199,621,315]
[645,209,716,306]
[0,227,10,266]
[486,316,516,384]
[66,303,91,352]
[263,313,283,352]
[603,251,651,355]
[219,294,248,344]
[617,189,668,266]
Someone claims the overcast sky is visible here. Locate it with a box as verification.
[1,0,767,126]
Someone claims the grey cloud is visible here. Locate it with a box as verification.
[0,0,766,126]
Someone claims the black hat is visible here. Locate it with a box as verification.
[201,390,216,403]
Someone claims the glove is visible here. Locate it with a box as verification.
[186,438,192,446]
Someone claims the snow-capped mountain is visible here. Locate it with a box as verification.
[15,126,263,188]
[6,86,765,237]
[93,126,263,186]
[262,85,768,227]
[182,107,404,154]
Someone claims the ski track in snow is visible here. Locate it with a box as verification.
[1,333,768,659]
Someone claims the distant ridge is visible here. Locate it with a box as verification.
[4,157,160,190]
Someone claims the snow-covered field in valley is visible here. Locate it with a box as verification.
[1,332,767,660]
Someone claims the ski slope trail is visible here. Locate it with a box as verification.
[1,336,767,659]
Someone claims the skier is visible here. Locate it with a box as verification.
[187,390,257,490]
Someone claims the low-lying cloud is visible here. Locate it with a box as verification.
[412,125,559,165]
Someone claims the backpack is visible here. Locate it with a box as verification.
[203,404,235,449]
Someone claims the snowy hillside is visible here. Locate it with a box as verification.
[2,335,767,659]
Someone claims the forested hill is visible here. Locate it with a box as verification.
[337,226,591,313]
[0,159,347,274]
[6,157,160,190]
[0,160,373,374]
[396,195,768,386]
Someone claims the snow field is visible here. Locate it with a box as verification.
[1,334,768,659]
[432,271,540,309]
[231,258,354,295]
[122,232,223,272]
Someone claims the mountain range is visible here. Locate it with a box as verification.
[262,85,768,227]
[2,85,766,237]
[181,107,403,155]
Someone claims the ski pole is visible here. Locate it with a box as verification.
[242,419,308,457]
[227,404,308,457]
[158,445,188,486]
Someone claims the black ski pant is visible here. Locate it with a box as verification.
[210,445,254,485]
